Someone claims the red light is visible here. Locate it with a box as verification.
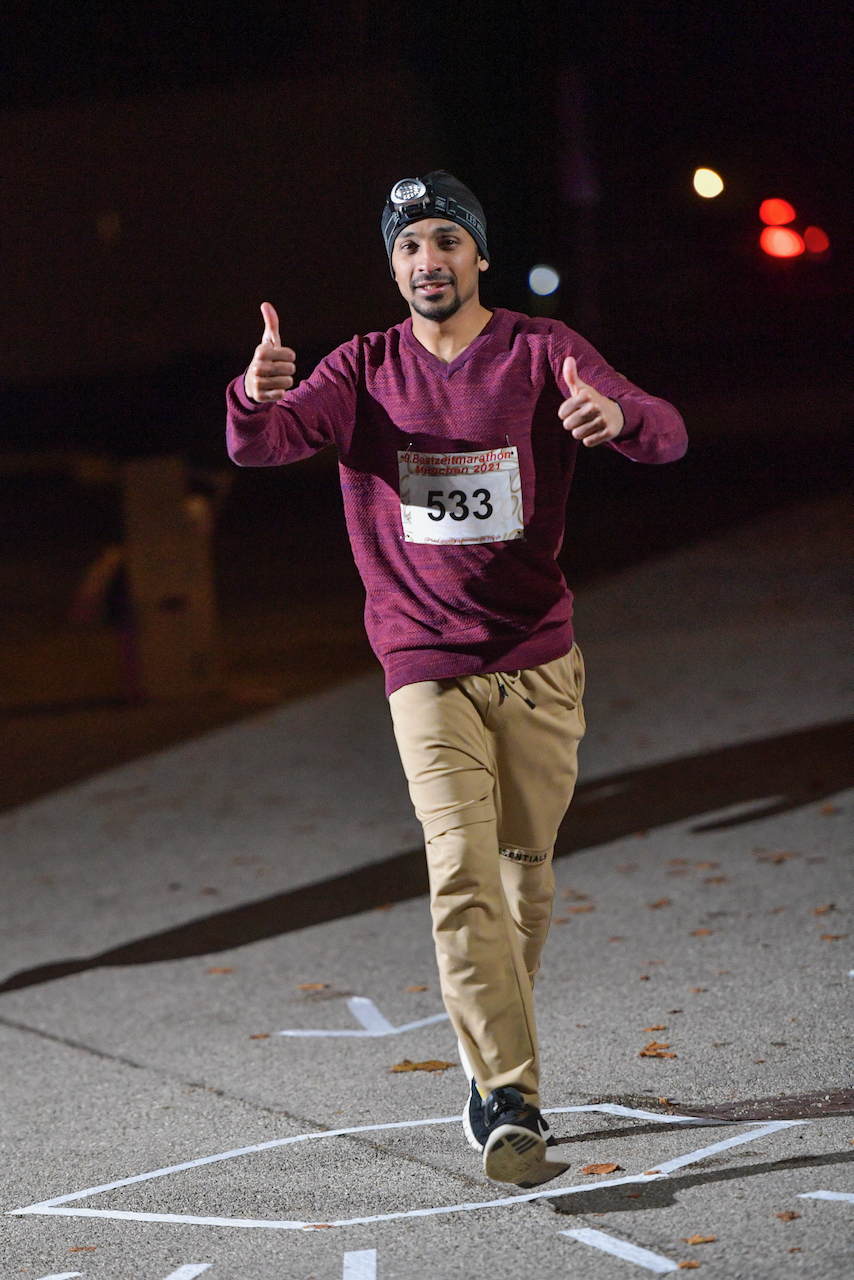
[804,225,830,254]
[760,226,805,258]
[759,198,796,226]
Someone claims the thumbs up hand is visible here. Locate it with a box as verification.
[244,303,296,403]
[558,355,624,446]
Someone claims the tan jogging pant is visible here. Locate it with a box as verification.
[389,647,585,1107]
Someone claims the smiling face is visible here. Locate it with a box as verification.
[391,218,489,323]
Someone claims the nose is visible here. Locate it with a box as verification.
[413,244,443,276]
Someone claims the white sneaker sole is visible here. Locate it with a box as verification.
[462,1097,484,1153]
[483,1124,570,1187]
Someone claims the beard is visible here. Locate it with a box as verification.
[410,280,463,322]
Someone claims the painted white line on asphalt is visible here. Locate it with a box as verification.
[10,1114,805,1231]
[560,1228,679,1273]
[650,1120,802,1174]
[276,996,449,1037]
[33,1273,83,1279]
[798,1190,854,1204]
[343,1248,377,1279]
[163,1267,212,1280]
[547,1104,720,1126]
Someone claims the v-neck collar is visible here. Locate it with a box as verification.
[400,308,503,378]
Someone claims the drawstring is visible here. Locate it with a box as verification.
[497,672,536,709]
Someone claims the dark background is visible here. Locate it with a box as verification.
[0,0,851,807]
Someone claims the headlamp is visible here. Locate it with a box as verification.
[389,178,432,217]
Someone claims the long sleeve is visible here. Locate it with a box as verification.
[225,338,360,467]
[549,325,688,464]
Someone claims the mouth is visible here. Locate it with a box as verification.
[413,280,452,296]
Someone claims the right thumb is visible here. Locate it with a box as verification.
[260,301,281,347]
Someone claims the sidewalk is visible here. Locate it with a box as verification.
[1,493,852,1279]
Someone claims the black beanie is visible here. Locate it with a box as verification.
[381,171,489,275]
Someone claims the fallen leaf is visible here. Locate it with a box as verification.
[718,970,730,975]
[776,1210,800,1222]
[639,974,650,981]
[789,1247,802,1253]
[568,904,595,914]
[645,1169,662,1175]
[695,862,720,870]
[644,1024,667,1031]
[753,1059,766,1064]
[703,876,728,884]
[821,934,847,941]
[554,916,570,924]
[297,982,330,991]
[692,929,711,936]
[561,888,589,900]
[639,1040,676,1058]
[308,1223,333,1229]
[658,1097,670,1104]
[683,1234,715,1245]
[821,803,841,815]
[404,984,430,992]
[207,966,234,974]
[813,903,835,915]
[582,1162,622,1174]
[755,851,799,864]
[678,1263,700,1271]
[390,1058,455,1073]
[689,987,708,993]
[669,1008,683,1014]
[648,898,670,909]
[249,1033,270,1040]
[770,906,787,913]
[69,1247,97,1252]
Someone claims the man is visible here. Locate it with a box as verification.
[226,170,687,1188]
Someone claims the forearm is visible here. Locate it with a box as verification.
[607,391,688,464]
[225,341,358,468]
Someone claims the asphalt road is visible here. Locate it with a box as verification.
[1,493,852,1280]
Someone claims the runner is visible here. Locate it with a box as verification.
[226,170,688,1188]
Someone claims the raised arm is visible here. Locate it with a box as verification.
[226,303,358,468]
[552,328,687,465]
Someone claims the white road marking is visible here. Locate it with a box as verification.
[560,1228,679,1273]
[343,1248,377,1279]
[9,1113,805,1231]
[276,996,449,1037]
[33,1273,83,1279]
[162,1267,212,1279]
[798,1190,854,1204]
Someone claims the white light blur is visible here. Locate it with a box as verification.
[693,168,724,198]
[528,265,560,296]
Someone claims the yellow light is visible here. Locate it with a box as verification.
[693,168,724,198]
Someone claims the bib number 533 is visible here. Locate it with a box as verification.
[427,489,493,522]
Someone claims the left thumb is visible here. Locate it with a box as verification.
[562,354,582,397]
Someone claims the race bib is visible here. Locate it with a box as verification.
[398,447,524,545]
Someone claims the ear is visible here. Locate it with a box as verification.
[478,255,489,273]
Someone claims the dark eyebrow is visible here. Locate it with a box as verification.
[397,224,461,240]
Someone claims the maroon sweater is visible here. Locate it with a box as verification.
[226,308,687,695]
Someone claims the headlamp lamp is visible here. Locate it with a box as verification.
[389,177,432,216]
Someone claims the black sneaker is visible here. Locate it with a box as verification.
[481,1087,570,1187]
[462,1078,489,1152]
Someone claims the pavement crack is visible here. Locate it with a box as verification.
[0,1012,484,1191]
